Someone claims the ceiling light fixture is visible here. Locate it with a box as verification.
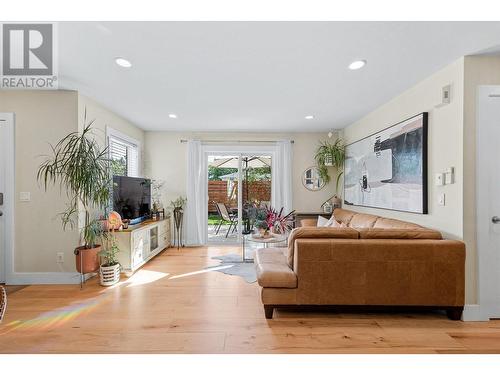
[305,115,314,120]
[348,60,366,70]
[168,114,178,119]
[115,57,132,68]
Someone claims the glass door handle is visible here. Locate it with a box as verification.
[492,216,500,224]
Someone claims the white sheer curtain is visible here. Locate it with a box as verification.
[271,140,293,214]
[185,140,207,245]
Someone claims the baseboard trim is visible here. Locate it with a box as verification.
[463,304,486,321]
[7,272,95,285]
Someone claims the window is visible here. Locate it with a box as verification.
[107,128,140,177]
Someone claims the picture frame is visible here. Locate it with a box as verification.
[343,112,428,214]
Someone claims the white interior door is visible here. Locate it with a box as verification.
[477,85,500,319]
[0,114,12,283]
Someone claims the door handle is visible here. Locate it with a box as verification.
[0,210,3,217]
[492,216,500,224]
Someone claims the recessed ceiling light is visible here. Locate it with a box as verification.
[348,60,366,70]
[168,114,178,119]
[305,115,314,120]
[115,57,132,68]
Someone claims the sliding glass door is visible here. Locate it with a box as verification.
[206,150,272,244]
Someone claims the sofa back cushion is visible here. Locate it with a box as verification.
[357,228,442,240]
[333,208,425,230]
[286,227,359,268]
[347,213,379,228]
[332,208,355,225]
[373,217,423,229]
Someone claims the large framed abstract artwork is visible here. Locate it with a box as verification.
[343,112,428,214]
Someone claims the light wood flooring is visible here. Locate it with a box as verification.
[1,245,500,354]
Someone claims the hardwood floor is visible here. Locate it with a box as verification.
[1,245,500,354]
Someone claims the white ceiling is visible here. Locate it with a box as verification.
[59,22,500,132]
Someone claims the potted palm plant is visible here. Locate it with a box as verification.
[314,138,346,200]
[37,116,111,275]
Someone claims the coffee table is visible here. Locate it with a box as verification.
[242,232,287,262]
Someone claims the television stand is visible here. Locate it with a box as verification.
[114,217,171,276]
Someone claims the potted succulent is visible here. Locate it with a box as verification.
[314,138,346,197]
[37,114,111,275]
[99,231,121,286]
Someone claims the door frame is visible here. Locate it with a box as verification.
[476,85,500,320]
[0,113,15,284]
[204,144,276,245]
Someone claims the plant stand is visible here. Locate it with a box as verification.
[74,246,100,289]
[173,208,184,249]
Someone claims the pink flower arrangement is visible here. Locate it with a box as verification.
[264,206,295,234]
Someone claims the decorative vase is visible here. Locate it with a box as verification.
[332,195,342,209]
[173,208,184,249]
[74,245,101,274]
[99,263,121,286]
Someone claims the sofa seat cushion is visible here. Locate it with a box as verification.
[358,228,443,240]
[255,248,297,288]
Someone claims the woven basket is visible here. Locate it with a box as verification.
[0,286,6,322]
[99,263,121,286]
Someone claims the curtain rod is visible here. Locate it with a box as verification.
[180,139,294,144]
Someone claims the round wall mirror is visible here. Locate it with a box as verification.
[302,166,325,191]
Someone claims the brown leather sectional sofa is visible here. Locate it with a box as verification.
[254,208,466,320]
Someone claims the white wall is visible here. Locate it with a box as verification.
[144,132,337,213]
[78,94,145,163]
[343,58,465,238]
[0,90,80,273]
[343,58,470,300]
[0,91,145,277]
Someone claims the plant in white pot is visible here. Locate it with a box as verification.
[99,231,121,286]
[37,116,111,281]
[314,138,346,202]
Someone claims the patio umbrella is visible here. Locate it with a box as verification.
[209,155,271,202]
[209,156,271,168]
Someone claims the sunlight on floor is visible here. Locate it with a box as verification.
[168,265,234,280]
[123,269,169,288]
[0,297,106,335]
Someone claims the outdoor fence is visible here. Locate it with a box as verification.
[208,180,271,213]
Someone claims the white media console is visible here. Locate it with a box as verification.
[114,217,171,276]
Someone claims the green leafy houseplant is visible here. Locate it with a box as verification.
[100,232,120,267]
[37,115,111,273]
[314,138,346,194]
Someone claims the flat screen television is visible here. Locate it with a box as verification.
[113,176,151,224]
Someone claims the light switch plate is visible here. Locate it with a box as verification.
[19,192,31,202]
[438,193,446,206]
[435,173,445,186]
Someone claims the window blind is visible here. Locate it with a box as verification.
[109,135,139,177]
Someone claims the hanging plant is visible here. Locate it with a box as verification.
[314,138,346,194]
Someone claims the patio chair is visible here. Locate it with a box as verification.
[214,202,238,238]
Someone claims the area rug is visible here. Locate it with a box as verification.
[207,249,257,283]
